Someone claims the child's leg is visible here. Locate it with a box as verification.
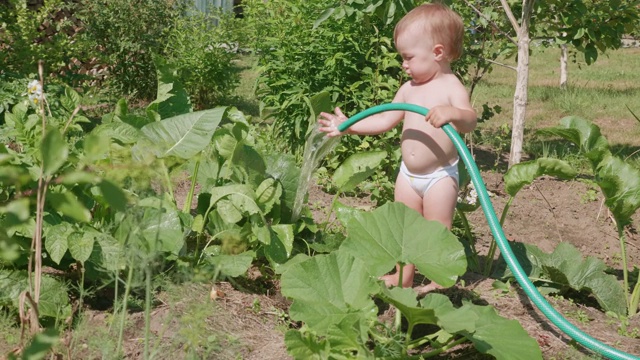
[414,176,458,294]
[380,172,424,288]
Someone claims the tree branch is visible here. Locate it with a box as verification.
[480,57,517,71]
[499,0,521,34]
[463,0,518,47]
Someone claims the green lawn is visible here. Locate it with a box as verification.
[472,46,640,147]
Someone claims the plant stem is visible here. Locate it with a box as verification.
[183,156,201,213]
[116,264,134,357]
[144,265,152,360]
[418,336,468,358]
[322,191,342,232]
[457,210,479,272]
[629,275,640,316]
[617,222,630,312]
[110,273,119,332]
[395,263,404,335]
[160,160,174,202]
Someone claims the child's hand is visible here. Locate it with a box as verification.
[318,107,348,137]
[425,105,457,128]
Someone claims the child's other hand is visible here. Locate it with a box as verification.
[425,105,457,128]
[318,107,348,137]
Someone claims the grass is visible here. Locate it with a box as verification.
[0,282,246,360]
[472,46,640,149]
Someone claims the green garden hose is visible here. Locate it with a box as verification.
[337,103,638,360]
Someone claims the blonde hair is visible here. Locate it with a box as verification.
[394,3,464,61]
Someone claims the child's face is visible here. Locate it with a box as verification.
[395,27,441,84]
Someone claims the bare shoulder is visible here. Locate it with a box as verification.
[444,74,468,94]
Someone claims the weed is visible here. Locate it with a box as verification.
[567,309,591,324]
[581,189,598,204]
[251,298,262,314]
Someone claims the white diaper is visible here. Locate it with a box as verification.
[399,159,459,197]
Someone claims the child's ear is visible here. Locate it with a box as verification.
[433,44,445,61]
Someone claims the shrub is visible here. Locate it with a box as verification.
[0,0,82,77]
[163,8,241,110]
[75,0,187,100]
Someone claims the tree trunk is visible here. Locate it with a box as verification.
[509,35,530,167]
[560,43,568,89]
[508,0,535,168]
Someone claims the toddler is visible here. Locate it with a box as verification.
[318,3,477,293]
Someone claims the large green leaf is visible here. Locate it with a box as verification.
[379,288,477,333]
[265,154,300,222]
[68,231,95,263]
[91,122,140,144]
[44,223,73,264]
[98,179,128,211]
[205,251,255,277]
[284,330,328,360]
[544,242,627,315]
[229,143,267,187]
[537,116,609,165]
[39,275,72,319]
[140,207,185,256]
[495,241,627,316]
[89,234,125,272]
[421,294,478,334]
[82,132,110,164]
[41,128,68,177]
[256,178,282,214]
[504,158,577,197]
[149,56,192,119]
[596,153,640,226]
[281,250,378,334]
[47,192,91,223]
[141,107,227,159]
[208,185,261,216]
[463,304,542,360]
[342,202,466,287]
[19,328,59,360]
[264,224,295,266]
[332,150,387,192]
[0,270,72,320]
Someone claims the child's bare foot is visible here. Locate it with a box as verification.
[379,274,412,288]
[414,282,444,295]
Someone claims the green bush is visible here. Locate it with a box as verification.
[243,0,403,153]
[75,0,187,100]
[0,0,82,77]
[163,8,241,110]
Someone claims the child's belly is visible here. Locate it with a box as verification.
[400,130,458,175]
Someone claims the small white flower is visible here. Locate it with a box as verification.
[27,80,42,95]
[465,187,478,205]
[27,80,43,105]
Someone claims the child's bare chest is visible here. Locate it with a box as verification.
[403,82,450,109]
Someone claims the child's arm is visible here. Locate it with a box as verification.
[425,82,477,133]
[318,86,406,137]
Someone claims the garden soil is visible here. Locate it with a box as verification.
[6,160,639,360]
[165,163,640,359]
[179,162,640,359]
[207,162,640,359]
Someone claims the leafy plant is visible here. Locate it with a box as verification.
[0,73,129,343]
[280,202,542,359]
[480,157,578,275]
[539,116,640,316]
[0,0,82,77]
[75,0,187,99]
[493,241,627,316]
[163,7,241,110]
